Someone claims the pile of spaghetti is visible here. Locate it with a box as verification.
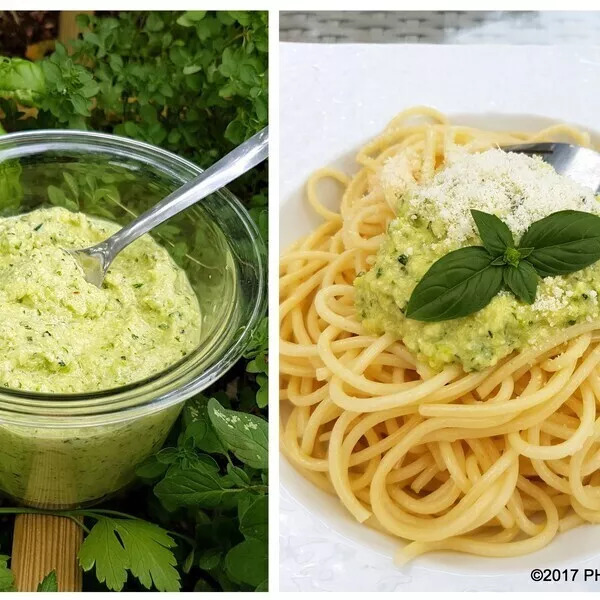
[279,106,600,562]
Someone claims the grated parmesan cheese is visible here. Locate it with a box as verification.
[380,148,599,245]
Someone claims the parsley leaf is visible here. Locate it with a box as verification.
[78,517,180,592]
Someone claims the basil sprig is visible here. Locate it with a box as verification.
[405,209,600,322]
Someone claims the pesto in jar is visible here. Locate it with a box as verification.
[0,206,201,507]
[0,206,201,392]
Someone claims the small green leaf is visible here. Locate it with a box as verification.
[181,397,227,455]
[224,120,246,144]
[154,467,245,509]
[239,495,267,541]
[145,13,165,32]
[70,94,91,117]
[177,11,207,27]
[0,555,14,592]
[37,570,58,592]
[182,549,195,574]
[183,65,202,75]
[207,398,268,469]
[156,447,179,464]
[406,246,503,322]
[135,454,168,479]
[503,261,538,304]
[519,210,600,276]
[197,548,221,570]
[504,247,521,267]
[471,210,514,257]
[518,247,534,259]
[63,172,79,198]
[47,185,66,206]
[75,14,90,28]
[224,539,267,587]
[256,374,268,408]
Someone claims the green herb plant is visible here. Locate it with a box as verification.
[0,395,267,592]
[406,209,600,322]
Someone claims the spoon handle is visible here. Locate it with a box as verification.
[106,126,268,257]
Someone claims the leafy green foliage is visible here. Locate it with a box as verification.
[0,11,267,198]
[224,539,267,588]
[38,43,99,129]
[0,56,45,106]
[78,517,179,592]
[0,555,14,591]
[207,398,267,469]
[0,11,268,592]
[149,395,268,591]
[37,570,58,592]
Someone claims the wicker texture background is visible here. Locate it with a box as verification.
[280,11,600,44]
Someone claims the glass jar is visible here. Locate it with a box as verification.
[0,130,266,509]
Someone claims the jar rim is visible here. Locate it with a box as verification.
[0,129,266,425]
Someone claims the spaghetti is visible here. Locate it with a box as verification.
[279,106,600,563]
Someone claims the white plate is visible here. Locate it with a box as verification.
[279,42,600,592]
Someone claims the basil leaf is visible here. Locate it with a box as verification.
[406,246,503,322]
[519,210,600,276]
[503,260,538,304]
[471,210,514,257]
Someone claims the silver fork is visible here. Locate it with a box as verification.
[69,127,268,287]
[502,142,600,193]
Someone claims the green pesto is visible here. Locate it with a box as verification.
[0,207,201,392]
[355,165,600,372]
[0,207,201,507]
[0,404,181,508]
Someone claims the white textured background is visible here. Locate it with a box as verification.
[280,43,600,592]
[280,11,600,44]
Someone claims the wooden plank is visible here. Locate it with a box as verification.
[58,11,93,45]
[11,514,83,592]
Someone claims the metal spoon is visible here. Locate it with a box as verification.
[70,127,268,287]
[502,142,600,193]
